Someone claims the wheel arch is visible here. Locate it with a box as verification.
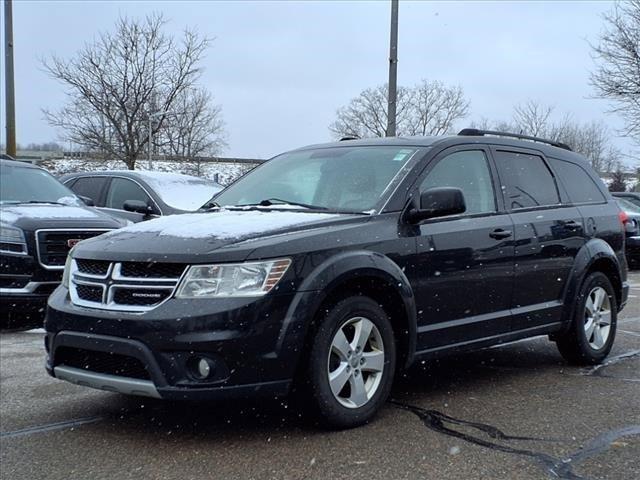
[559,239,624,334]
[276,251,417,371]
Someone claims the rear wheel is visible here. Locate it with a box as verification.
[304,296,396,429]
[556,272,617,365]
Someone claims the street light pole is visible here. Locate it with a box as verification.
[148,115,153,169]
[386,0,399,137]
[4,0,17,157]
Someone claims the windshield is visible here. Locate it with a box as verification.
[0,163,82,206]
[213,146,421,213]
[617,197,640,214]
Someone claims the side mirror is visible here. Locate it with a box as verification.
[123,199,155,215]
[77,195,95,206]
[407,187,466,223]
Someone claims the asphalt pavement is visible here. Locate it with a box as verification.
[1,275,639,480]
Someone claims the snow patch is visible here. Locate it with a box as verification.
[1,205,100,223]
[105,170,222,211]
[102,209,338,240]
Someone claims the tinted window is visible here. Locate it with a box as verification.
[419,150,496,215]
[105,178,151,210]
[494,151,559,209]
[550,159,606,204]
[68,176,108,206]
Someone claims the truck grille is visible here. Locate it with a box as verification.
[36,230,111,269]
[69,259,186,312]
[55,347,150,380]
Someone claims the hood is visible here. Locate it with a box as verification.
[73,208,360,262]
[0,203,125,231]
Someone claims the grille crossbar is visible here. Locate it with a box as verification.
[70,259,186,312]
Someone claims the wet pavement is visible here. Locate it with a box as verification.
[1,275,639,480]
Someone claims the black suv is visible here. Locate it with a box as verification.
[0,160,125,330]
[45,130,628,428]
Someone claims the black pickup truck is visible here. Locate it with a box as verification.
[0,159,125,330]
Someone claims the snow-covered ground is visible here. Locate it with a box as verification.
[39,158,258,186]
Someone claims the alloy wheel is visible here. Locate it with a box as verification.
[327,316,385,409]
[584,286,612,350]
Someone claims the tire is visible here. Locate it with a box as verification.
[303,296,396,429]
[556,272,617,365]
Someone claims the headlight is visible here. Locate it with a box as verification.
[0,224,27,255]
[61,252,74,289]
[175,258,291,298]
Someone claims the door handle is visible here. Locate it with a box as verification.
[564,220,582,230]
[489,229,512,240]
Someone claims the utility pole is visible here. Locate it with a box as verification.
[4,0,17,157]
[386,0,399,137]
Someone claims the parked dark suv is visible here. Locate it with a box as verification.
[45,130,629,428]
[0,159,125,330]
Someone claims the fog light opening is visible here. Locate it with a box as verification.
[188,356,215,381]
[197,358,211,378]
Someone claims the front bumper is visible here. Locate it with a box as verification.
[626,235,640,256]
[45,286,304,400]
[0,282,58,329]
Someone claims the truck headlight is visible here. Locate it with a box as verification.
[175,258,291,298]
[0,224,27,255]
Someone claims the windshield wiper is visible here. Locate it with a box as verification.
[19,200,67,206]
[251,198,329,211]
[228,199,372,215]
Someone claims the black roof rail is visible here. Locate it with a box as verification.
[457,128,572,151]
[339,136,359,141]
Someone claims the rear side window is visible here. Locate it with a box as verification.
[549,158,606,204]
[68,176,108,206]
[494,150,559,209]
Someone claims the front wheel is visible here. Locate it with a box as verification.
[304,296,396,429]
[556,272,617,365]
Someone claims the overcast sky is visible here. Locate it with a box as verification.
[1,0,635,161]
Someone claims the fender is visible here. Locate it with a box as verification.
[271,250,417,370]
[558,238,623,334]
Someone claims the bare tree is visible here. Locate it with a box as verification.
[42,13,215,170]
[512,100,555,137]
[405,80,470,136]
[473,100,621,173]
[329,81,469,139]
[329,84,413,138]
[157,87,226,158]
[590,1,640,144]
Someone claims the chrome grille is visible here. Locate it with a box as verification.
[69,259,186,312]
[36,229,111,270]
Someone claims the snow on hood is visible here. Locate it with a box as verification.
[131,171,222,211]
[99,209,339,241]
[0,204,105,224]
